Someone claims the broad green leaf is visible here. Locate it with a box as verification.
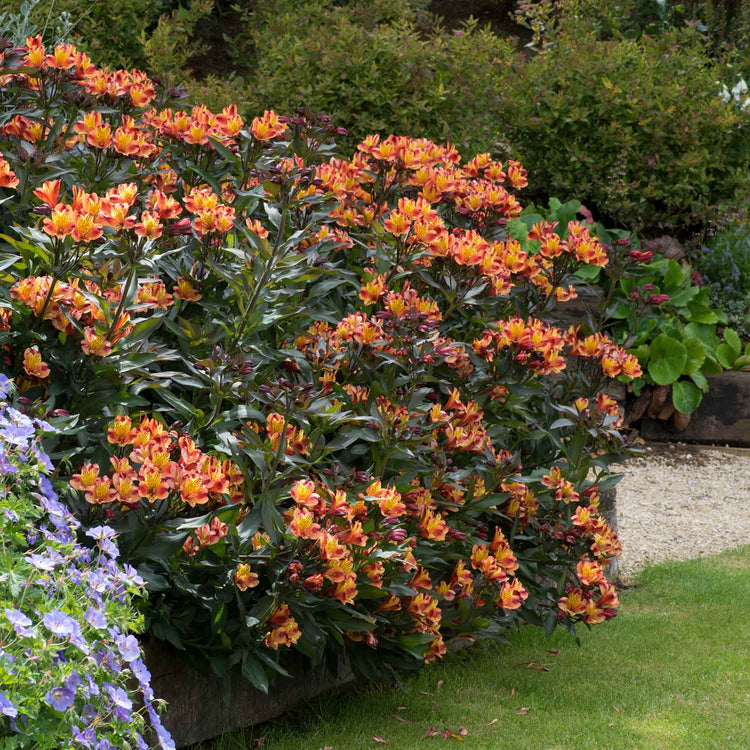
[715,343,736,369]
[672,380,702,414]
[647,334,687,385]
[723,328,741,356]
[690,371,709,392]
[681,337,705,374]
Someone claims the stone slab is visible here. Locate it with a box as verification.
[640,371,750,447]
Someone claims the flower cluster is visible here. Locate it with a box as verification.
[0,43,648,699]
[0,379,173,749]
[73,416,244,508]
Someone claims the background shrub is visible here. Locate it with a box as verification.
[494,25,750,233]
[696,221,750,338]
[3,0,168,69]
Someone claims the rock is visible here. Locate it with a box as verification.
[642,235,685,261]
[646,386,670,419]
[672,411,691,432]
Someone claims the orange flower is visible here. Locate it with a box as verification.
[71,463,100,491]
[134,211,163,239]
[138,468,170,502]
[112,474,140,504]
[22,347,50,378]
[81,328,112,357]
[419,509,448,541]
[497,579,528,610]
[383,210,410,236]
[72,212,103,243]
[577,559,605,587]
[85,477,115,506]
[173,277,201,302]
[87,123,113,149]
[251,110,287,141]
[290,479,319,509]
[558,589,587,616]
[179,472,209,507]
[43,204,76,238]
[107,415,136,446]
[289,508,321,540]
[33,179,62,207]
[0,156,19,190]
[234,563,259,591]
[245,218,269,238]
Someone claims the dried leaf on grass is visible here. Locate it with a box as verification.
[487,719,498,727]
[515,707,531,715]
[373,736,391,744]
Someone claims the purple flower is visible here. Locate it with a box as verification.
[115,634,141,663]
[45,685,75,712]
[0,692,17,718]
[27,550,63,571]
[85,674,100,697]
[85,607,107,630]
[119,564,144,587]
[104,683,132,721]
[4,608,35,638]
[0,374,10,398]
[86,526,116,541]
[42,609,76,636]
[72,725,95,748]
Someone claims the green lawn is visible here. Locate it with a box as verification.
[202,546,750,750]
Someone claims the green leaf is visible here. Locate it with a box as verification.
[663,259,685,291]
[715,343,736,370]
[723,328,741,357]
[690,371,709,392]
[672,380,702,414]
[647,334,687,385]
[574,264,601,281]
[700,354,723,376]
[681,337,705,374]
[241,652,269,694]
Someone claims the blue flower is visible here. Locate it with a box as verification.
[72,725,95,748]
[104,683,132,721]
[45,685,75,712]
[115,634,141,663]
[42,609,77,636]
[85,607,108,630]
[0,374,10,399]
[4,608,35,638]
[27,550,63,571]
[0,692,17,718]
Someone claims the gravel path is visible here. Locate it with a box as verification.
[614,443,750,580]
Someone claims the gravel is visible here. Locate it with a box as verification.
[613,443,750,581]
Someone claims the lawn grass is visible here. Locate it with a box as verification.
[200,546,750,750]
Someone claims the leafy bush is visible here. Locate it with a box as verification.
[595,243,749,414]
[3,0,167,69]
[144,0,511,156]
[0,377,173,749]
[0,38,644,696]
[696,221,750,338]
[494,25,750,233]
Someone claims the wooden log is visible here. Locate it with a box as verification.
[640,372,750,447]
[143,641,355,747]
